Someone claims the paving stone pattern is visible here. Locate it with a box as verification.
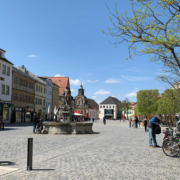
[0,121,180,180]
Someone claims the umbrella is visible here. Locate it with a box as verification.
[73,113,83,116]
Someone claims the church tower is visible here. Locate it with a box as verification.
[78,82,84,96]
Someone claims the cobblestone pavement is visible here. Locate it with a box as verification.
[0,120,180,180]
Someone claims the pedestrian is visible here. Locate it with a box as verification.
[33,114,38,133]
[147,114,161,148]
[135,116,139,128]
[138,119,141,127]
[103,116,106,125]
[129,119,131,128]
[143,116,148,132]
[93,118,95,123]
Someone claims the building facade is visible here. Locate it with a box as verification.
[12,66,35,123]
[52,82,60,113]
[99,96,121,120]
[74,84,99,119]
[35,78,46,120]
[0,48,13,123]
[39,77,53,119]
[122,102,136,120]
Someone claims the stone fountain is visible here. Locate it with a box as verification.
[42,87,93,135]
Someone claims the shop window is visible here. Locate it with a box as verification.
[7,66,10,76]
[2,65,6,75]
[6,85,9,95]
[1,84,5,94]
[3,107,9,121]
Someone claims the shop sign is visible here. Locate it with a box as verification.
[27,108,34,112]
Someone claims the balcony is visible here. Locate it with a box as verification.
[13,84,34,94]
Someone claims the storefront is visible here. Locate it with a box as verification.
[25,105,34,123]
[0,102,12,123]
[14,107,25,123]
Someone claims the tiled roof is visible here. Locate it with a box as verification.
[52,82,60,87]
[87,99,99,110]
[44,77,69,96]
[0,57,13,65]
[100,96,120,105]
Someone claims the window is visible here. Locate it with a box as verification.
[0,52,2,57]
[20,95,21,101]
[7,66,10,76]
[113,106,114,108]
[100,106,102,108]
[1,84,5,94]
[35,98,37,104]
[25,96,27,102]
[14,94,17,100]
[41,87,42,92]
[106,106,108,108]
[36,85,38,91]
[6,85,9,95]
[109,106,111,108]
[2,65,6,75]
[29,97,31,102]
[22,80,25,86]
[43,100,45,105]
[44,88,46,94]
[19,79,22,85]
[0,63,1,73]
[103,106,105,108]
[26,81,28,87]
[15,77,18,84]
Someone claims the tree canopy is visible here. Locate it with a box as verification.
[103,0,180,89]
[136,89,159,116]
[119,97,131,117]
[158,89,179,114]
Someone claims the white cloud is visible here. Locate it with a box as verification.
[121,75,151,81]
[92,96,97,99]
[87,80,93,83]
[126,93,136,97]
[95,89,111,95]
[54,74,64,77]
[71,89,75,92]
[28,55,37,58]
[70,79,82,86]
[105,79,120,83]
[125,88,138,98]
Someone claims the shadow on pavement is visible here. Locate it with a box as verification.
[32,169,55,171]
[0,161,15,166]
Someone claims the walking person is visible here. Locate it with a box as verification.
[103,116,106,125]
[135,116,139,128]
[147,114,161,148]
[129,119,131,128]
[143,116,148,132]
[138,119,141,127]
[33,114,38,134]
[93,118,95,123]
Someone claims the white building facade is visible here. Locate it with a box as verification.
[99,96,121,120]
[0,48,13,123]
[39,77,53,119]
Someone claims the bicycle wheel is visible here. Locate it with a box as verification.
[162,139,180,157]
[163,137,178,146]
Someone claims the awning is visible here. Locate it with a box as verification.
[73,113,83,116]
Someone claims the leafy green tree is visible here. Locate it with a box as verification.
[158,89,179,123]
[119,98,131,119]
[103,0,180,89]
[136,89,159,118]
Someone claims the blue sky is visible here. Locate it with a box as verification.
[0,0,170,103]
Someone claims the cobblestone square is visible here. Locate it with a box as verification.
[0,121,179,180]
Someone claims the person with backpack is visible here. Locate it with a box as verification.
[147,114,162,148]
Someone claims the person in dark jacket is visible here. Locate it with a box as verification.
[143,116,148,132]
[147,114,161,148]
[103,116,106,125]
[33,114,38,133]
[135,116,139,128]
